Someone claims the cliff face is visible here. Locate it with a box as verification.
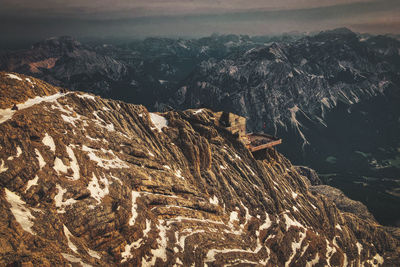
[0,72,399,266]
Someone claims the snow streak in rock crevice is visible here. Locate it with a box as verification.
[5,189,36,234]
[0,92,68,124]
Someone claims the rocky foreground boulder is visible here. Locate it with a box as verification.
[0,72,399,266]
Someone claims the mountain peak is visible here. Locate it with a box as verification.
[315,27,357,39]
[32,36,82,51]
[0,72,399,265]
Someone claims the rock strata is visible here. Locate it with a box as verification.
[0,72,399,266]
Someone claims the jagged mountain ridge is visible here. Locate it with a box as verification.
[166,29,400,226]
[172,28,399,145]
[0,33,307,107]
[0,36,128,96]
[0,72,399,266]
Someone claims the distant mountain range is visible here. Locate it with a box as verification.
[1,28,399,226]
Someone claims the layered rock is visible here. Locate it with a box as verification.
[0,72,399,266]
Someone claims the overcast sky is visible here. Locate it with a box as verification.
[0,0,399,44]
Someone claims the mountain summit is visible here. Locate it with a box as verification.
[0,72,399,266]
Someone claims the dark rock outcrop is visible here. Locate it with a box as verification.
[294,166,322,186]
[0,72,399,266]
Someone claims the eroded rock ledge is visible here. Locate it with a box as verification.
[0,72,399,266]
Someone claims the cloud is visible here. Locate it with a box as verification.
[0,0,398,43]
[0,0,376,19]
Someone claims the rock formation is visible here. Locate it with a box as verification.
[0,36,127,95]
[310,185,376,222]
[0,72,399,266]
[293,166,322,186]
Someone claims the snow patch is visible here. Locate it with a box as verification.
[150,113,168,133]
[285,231,306,267]
[0,93,67,124]
[306,253,320,266]
[283,213,304,231]
[0,108,15,125]
[25,175,39,192]
[7,146,22,160]
[77,93,96,100]
[54,157,68,174]
[321,97,332,108]
[142,219,168,266]
[325,240,337,263]
[35,149,46,169]
[61,114,81,127]
[87,249,101,259]
[338,62,346,70]
[25,78,34,87]
[87,173,110,203]
[365,253,384,266]
[259,213,272,231]
[121,239,142,263]
[64,225,78,253]
[356,242,363,255]
[82,145,128,170]
[92,111,115,132]
[54,184,77,213]
[166,216,224,226]
[288,105,309,148]
[229,211,239,227]
[144,219,151,237]
[129,191,141,226]
[234,153,241,160]
[61,253,91,267]
[42,133,56,152]
[6,73,22,81]
[5,189,35,234]
[205,247,254,263]
[147,150,155,157]
[209,196,219,205]
[121,219,151,263]
[193,109,204,115]
[174,169,185,180]
[178,41,188,49]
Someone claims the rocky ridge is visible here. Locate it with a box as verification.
[173,29,400,142]
[0,36,127,95]
[0,72,399,266]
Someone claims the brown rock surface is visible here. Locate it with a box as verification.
[0,72,399,266]
[310,185,377,223]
